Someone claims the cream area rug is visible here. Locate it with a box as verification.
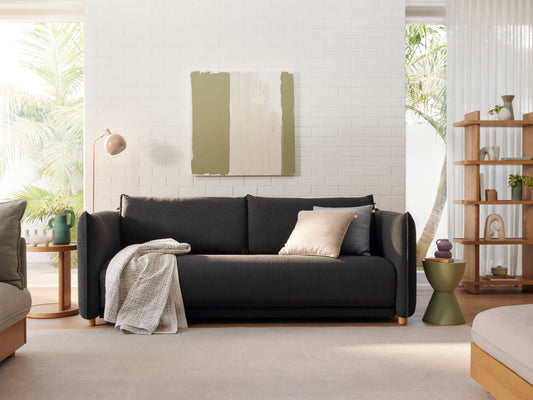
[0,325,492,400]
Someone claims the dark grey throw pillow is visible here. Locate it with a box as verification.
[0,199,27,289]
[313,204,373,255]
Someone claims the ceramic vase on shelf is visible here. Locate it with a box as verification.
[48,210,75,245]
[497,107,512,120]
[511,184,522,201]
[502,95,515,120]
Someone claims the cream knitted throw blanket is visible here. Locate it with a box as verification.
[104,238,190,334]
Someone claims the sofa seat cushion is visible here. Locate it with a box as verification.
[177,254,395,309]
[98,255,396,313]
[0,283,32,333]
[472,304,533,385]
[247,195,374,254]
[120,195,247,254]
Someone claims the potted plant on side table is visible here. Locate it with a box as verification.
[34,196,76,245]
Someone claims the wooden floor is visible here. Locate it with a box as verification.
[26,284,533,330]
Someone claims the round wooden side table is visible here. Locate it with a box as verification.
[27,243,79,319]
[422,259,466,325]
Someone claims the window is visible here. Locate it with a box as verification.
[405,17,447,266]
[1,3,83,287]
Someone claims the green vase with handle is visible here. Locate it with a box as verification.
[48,210,75,245]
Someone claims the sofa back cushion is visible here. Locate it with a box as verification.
[247,195,375,254]
[120,195,247,254]
[0,199,27,289]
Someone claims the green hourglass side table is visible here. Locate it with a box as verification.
[422,259,466,325]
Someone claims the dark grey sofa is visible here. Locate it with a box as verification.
[78,194,416,324]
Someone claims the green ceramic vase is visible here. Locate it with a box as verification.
[48,210,75,245]
[511,184,522,201]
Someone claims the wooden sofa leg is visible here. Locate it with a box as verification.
[398,317,407,325]
[86,318,96,327]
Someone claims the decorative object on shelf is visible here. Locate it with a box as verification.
[511,184,522,201]
[479,146,500,160]
[524,186,532,201]
[479,173,486,200]
[24,228,54,247]
[508,174,533,201]
[482,275,518,281]
[92,129,127,212]
[488,104,512,120]
[434,239,453,258]
[502,95,515,120]
[485,189,498,201]
[491,266,508,276]
[483,214,506,240]
[48,210,75,245]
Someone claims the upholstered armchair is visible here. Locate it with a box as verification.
[0,200,32,362]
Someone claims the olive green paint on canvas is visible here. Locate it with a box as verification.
[280,72,295,176]
[191,71,230,174]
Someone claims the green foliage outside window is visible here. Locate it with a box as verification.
[0,23,84,265]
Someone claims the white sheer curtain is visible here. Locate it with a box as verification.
[447,0,533,276]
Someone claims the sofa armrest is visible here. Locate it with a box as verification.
[19,238,27,289]
[77,211,122,319]
[371,210,416,318]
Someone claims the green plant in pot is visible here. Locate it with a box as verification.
[508,174,533,201]
[34,196,76,245]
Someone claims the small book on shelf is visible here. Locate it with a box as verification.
[500,157,532,160]
[423,257,454,263]
[482,275,519,281]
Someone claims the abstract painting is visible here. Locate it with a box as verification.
[191,71,295,176]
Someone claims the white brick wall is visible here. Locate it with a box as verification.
[85,0,406,212]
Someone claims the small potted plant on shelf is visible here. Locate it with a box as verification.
[508,174,533,201]
[33,196,76,245]
[488,105,512,120]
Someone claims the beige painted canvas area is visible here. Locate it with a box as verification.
[191,71,295,176]
[229,72,282,175]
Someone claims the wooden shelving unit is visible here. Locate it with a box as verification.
[453,110,533,294]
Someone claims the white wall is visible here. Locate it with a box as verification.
[84,0,406,212]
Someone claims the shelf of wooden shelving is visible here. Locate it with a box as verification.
[453,110,533,294]
[454,160,533,165]
[462,276,533,286]
[453,120,533,127]
[454,200,533,205]
[454,238,533,245]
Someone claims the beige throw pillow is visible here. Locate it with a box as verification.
[279,209,357,258]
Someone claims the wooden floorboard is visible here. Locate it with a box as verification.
[26,284,533,330]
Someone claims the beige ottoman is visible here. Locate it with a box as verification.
[471,304,533,399]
